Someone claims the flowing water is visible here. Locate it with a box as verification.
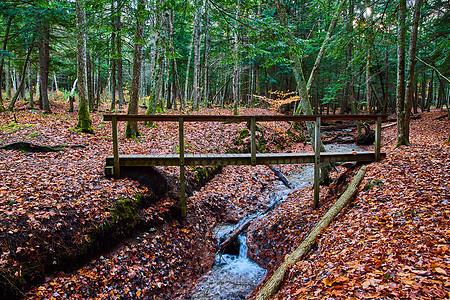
[189,144,367,299]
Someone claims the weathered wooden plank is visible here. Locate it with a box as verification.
[104,114,389,123]
[251,116,256,166]
[375,116,382,161]
[105,152,383,169]
[314,117,321,209]
[112,116,120,178]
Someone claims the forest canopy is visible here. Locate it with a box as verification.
[0,0,448,120]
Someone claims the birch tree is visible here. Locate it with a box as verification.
[275,0,347,186]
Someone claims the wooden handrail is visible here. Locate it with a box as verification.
[103,114,388,122]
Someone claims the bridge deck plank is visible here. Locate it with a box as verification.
[105,151,384,167]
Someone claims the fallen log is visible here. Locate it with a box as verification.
[435,113,449,120]
[252,173,268,190]
[217,215,257,253]
[381,122,397,129]
[254,166,367,300]
[268,164,293,189]
[322,136,356,144]
[218,194,283,254]
[382,114,421,123]
[0,142,86,152]
[0,141,63,152]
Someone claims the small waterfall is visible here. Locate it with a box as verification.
[190,227,266,299]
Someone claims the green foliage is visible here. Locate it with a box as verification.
[363,179,384,191]
[0,0,446,114]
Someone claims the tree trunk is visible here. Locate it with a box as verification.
[67,78,78,112]
[87,53,94,109]
[125,0,145,138]
[8,41,34,111]
[76,0,94,134]
[192,1,203,110]
[365,1,373,113]
[28,66,34,109]
[399,0,422,144]
[383,42,390,114]
[0,16,12,111]
[109,0,117,112]
[426,70,434,112]
[35,69,40,108]
[232,3,241,115]
[420,70,425,112]
[95,58,101,110]
[396,0,407,146]
[53,73,58,91]
[38,15,51,114]
[116,2,125,108]
[5,62,12,100]
[202,1,211,107]
[183,25,195,106]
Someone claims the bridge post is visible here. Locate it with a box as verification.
[314,116,321,209]
[250,116,256,166]
[179,117,186,217]
[375,116,382,161]
[112,116,120,178]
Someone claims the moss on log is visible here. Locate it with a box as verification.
[0,142,63,152]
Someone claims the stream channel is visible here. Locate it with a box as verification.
[189,143,366,299]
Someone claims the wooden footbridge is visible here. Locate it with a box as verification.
[104,114,386,217]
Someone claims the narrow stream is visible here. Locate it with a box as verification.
[189,144,367,299]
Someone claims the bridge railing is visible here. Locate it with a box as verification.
[103,114,387,216]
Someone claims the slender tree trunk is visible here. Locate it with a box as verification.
[125,0,145,138]
[398,0,421,145]
[110,0,117,111]
[28,66,34,109]
[404,0,422,139]
[96,57,101,110]
[38,15,51,113]
[413,79,418,114]
[202,1,211,107]
[183,27,195,106]
[192,0,203,110]
[396,0,407,146]
[365,1,372,113]
[87,53,94,109]
[232,2,241,115]
[383,42,390,114]
[76,0,94,133]
[8,42,34,111]
[6,62,12,100]
[0,16,12,111]
[426,71,434,111]
[116,2,125,107]
[35,69,40,108]
[53,73,58,91]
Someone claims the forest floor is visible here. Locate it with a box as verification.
[1,96,448,299]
